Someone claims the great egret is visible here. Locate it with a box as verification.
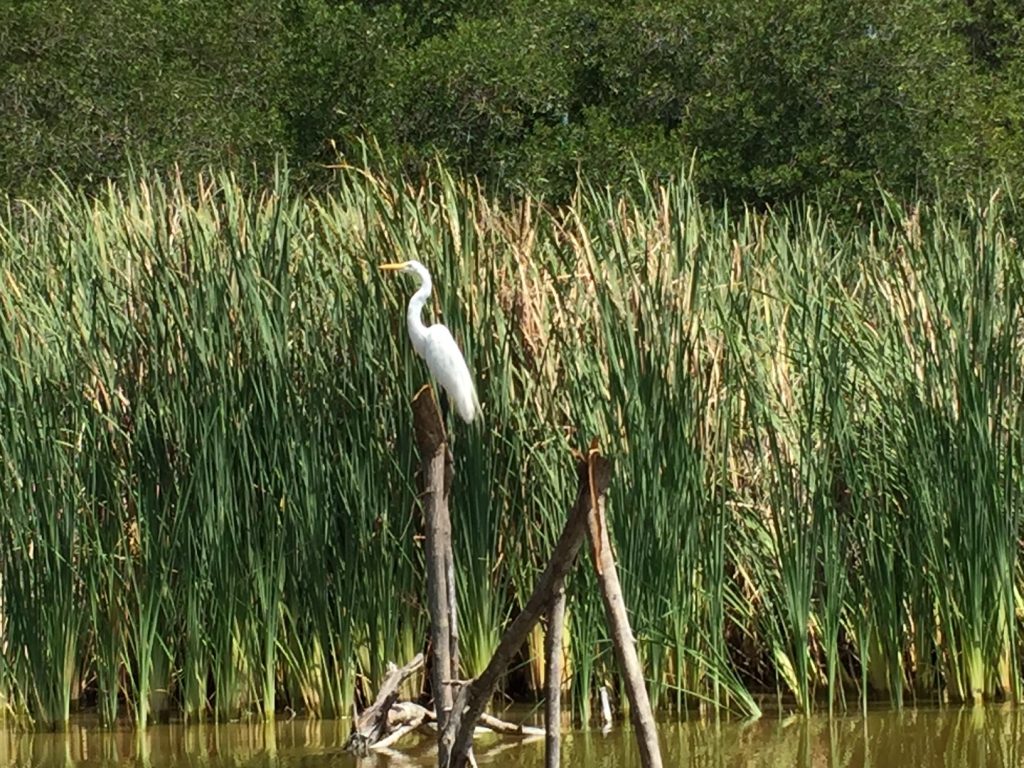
[379,260,481,423]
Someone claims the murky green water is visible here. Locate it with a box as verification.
[2,706,1022,767]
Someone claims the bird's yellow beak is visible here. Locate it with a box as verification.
[378,262,408,272]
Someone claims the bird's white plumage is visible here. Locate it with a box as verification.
[381,259,481,423]
[421,324,480,423]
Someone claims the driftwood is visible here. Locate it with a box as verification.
[344,654,426,754]
[478,712,545,737]
[344,674,541,754]
[373,701,431,750]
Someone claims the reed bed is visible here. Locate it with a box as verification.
[0,165,1021,729]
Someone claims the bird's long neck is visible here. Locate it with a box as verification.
[406,269,432,357]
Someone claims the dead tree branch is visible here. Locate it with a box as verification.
[545,585,567,767]
[586,479,663,768]
[443,451,613,768]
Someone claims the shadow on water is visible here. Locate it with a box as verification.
[2,706,1023,767]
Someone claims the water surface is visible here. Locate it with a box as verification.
[2,706,1021,767]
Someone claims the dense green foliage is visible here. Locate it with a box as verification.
[3,0,1024,206]
[0,165,1021,728]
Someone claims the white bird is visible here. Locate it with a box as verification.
[379,260,481,423]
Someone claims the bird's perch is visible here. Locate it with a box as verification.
[412,385,459,764]
[408,387,660,767]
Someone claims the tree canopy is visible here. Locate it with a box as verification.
[2,0,1023,206]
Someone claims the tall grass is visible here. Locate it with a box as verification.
[0,164,1020,729]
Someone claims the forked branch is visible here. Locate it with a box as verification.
[443,451,612,767]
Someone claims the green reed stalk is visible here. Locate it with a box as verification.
[0,161,1021,728]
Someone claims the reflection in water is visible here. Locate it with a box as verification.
[1,706,1021,767]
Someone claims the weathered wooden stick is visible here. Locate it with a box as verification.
[545,586,566,768]
[422,707,541,736]
[373,701,430,750]
[445,528,460,686]
[345,670,544,756]
[344,654,425,753]
[478,712,545,736]
[388,700,431,725]
[372,721,424,751]
[586,482,663,768]
[444,452,612,768]
[599,686,613,733]
[412,386,455,765]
